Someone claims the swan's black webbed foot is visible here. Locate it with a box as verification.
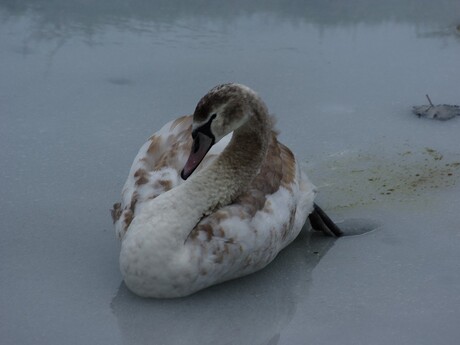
[308,203,343,237]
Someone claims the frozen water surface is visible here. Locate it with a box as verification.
[1,1,460,344]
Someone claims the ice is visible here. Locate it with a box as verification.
[1,1,460,344]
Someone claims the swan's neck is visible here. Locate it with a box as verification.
[189,112,270,214]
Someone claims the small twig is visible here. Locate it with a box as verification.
[426,94,434,107]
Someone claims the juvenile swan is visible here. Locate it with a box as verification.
[112,83,341,298]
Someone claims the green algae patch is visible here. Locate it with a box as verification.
[306,147,460,210]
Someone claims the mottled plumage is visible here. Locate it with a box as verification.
[112,83,337,298]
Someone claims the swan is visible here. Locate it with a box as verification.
[111,83,342,298]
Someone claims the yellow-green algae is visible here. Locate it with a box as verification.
[306,147,460,210]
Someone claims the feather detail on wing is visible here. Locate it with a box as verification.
[185,131,314,285]
[112,115,194,239]
[112,115,233,240]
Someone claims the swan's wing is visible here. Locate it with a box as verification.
[111,115,193,239]
[188,132,316,281]
[112,115,232,240]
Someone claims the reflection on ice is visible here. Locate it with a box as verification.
[111,229,338,345]
[2,0,460,42]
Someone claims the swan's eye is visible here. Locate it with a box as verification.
[191,113,217,143]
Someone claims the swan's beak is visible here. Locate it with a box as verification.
[181,132,214,180]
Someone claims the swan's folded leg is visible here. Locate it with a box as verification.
[308,203,343,237]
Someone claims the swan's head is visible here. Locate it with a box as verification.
[181,83,260,180]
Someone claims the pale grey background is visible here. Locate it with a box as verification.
[1,1,460,344]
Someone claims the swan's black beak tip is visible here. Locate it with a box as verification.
[180,169,189,181]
